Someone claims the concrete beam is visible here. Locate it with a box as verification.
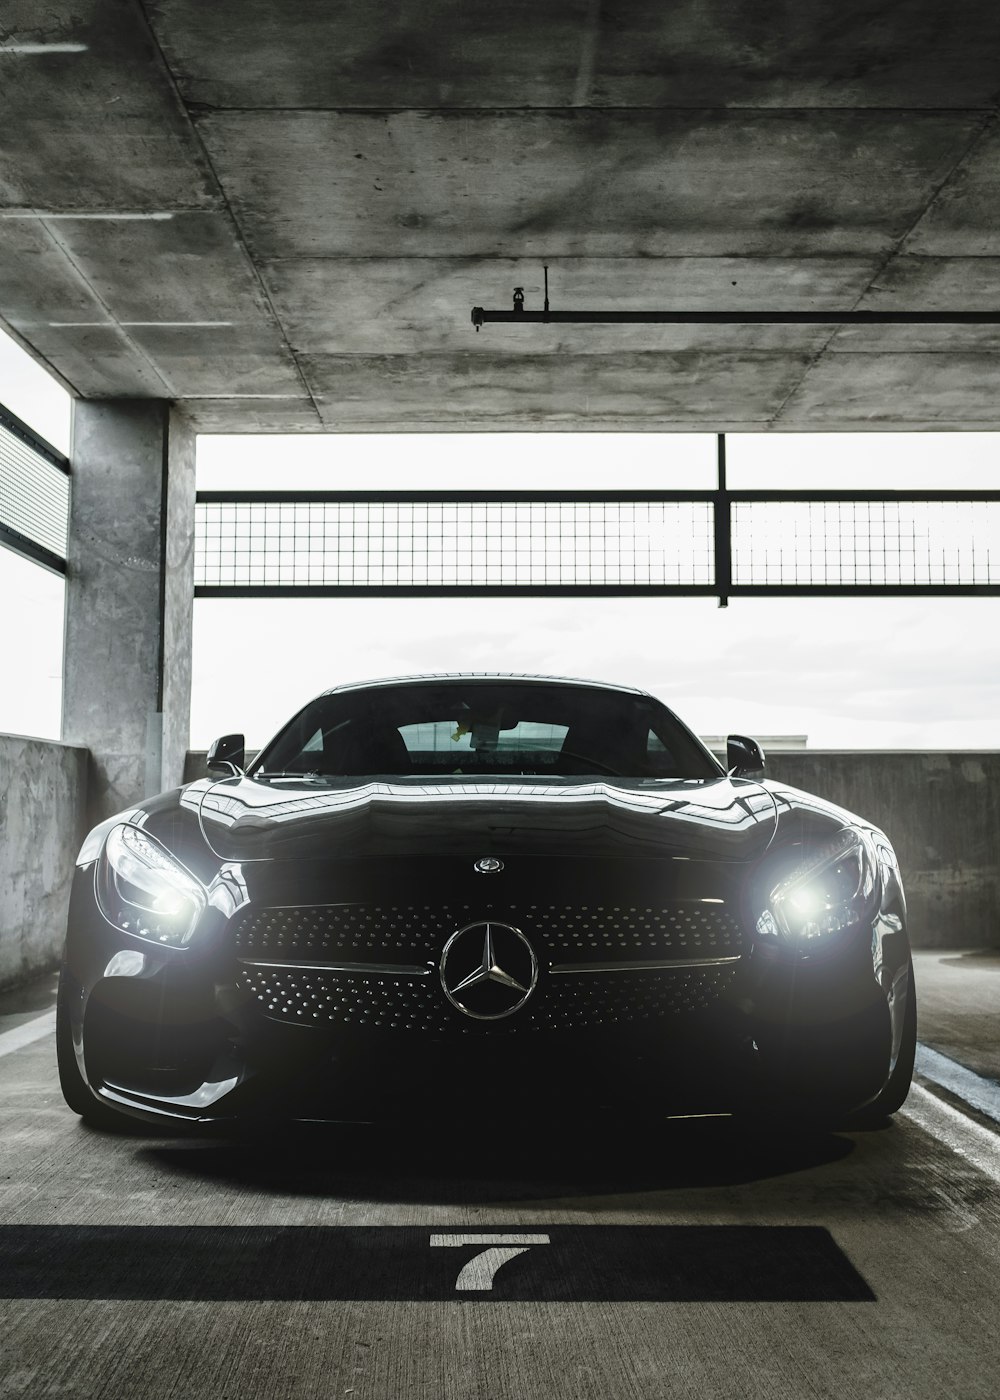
[152,0,1000,110]
[62,400,195,822]
[198,109,984,260]
[0,0,217,215]
[0,210,306,401]
[259,256,883,356]
[775,352,1000,426]
[3,0,1000,430]
[303,350,817,428]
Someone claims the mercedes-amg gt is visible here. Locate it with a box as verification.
[57,674,915,1129]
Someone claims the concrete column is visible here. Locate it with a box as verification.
[62,400,195,823]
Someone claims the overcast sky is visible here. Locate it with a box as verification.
[2,325,998,751]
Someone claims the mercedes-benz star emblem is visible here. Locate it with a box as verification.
[473,856,504,874]
[439,921,538,1020]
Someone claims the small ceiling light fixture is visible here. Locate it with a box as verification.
[0,211,176,221]
[0,43,89,53]
[471,267,1000,330]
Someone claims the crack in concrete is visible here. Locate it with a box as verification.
[769,110,999,427]
[130,0,324,426]
[572,0,602,108]
[850,110,998,305]
[35,217,178,398]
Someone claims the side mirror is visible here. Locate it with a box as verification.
[206,733,245,776]
[727,734,765,779]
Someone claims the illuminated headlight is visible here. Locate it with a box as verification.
[96,824,206,947]
[756,828,878,946]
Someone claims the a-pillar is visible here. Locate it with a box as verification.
[62,400,195,823]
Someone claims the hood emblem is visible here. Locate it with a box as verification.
[474,856,504,874]
[440,921,538,1020]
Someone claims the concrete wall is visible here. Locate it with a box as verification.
[0,735,89,990]
[766,752,1000,950]
[185,748,1000,951]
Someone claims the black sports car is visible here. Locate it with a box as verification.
[57,673,915,1130]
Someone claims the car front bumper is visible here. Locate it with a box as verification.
[61,856,907,1128]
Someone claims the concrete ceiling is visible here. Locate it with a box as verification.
[2,0,1000,432]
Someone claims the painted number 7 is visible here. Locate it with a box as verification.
[430,1233,551,1291]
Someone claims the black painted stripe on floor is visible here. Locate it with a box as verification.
[0,1226,873,1302]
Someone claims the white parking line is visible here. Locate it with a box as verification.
[0,1009,57,1059]
[915,1043,1000,1123]
[901,1082,1000,1185]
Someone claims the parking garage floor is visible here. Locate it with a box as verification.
[0,952,997,1400]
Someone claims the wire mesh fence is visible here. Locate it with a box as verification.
[4,404,998,598]
[195,496,717,592]
[731,497,1000,588]
[195,490,1000,597]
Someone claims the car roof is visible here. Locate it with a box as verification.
[322,672,650,697]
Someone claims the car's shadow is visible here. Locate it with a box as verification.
[136,1114,862,1206]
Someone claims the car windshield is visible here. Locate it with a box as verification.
[252,681,721,781]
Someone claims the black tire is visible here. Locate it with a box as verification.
[56,970,129,1131]
[847,956,917,1127]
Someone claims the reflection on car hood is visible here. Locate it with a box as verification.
[178,776,780,864]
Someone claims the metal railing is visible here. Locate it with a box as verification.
[194,438,1000,605]
[2,408,995,603]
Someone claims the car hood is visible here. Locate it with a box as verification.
[173,775,782,865]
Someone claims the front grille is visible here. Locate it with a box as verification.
[233,901,742,1032]
[234,904,458,964]
[232,901,742,965]
[236,962,739,1034]
[239,966,453,1034]
[541,966,738,1028]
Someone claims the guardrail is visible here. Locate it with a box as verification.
[194,434,1000,604]
[194,487,1000,604]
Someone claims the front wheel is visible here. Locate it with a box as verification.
[847,957,917,1127]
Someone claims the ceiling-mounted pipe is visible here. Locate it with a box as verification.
[471,304,1000,330]
[471,275,1000,329]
